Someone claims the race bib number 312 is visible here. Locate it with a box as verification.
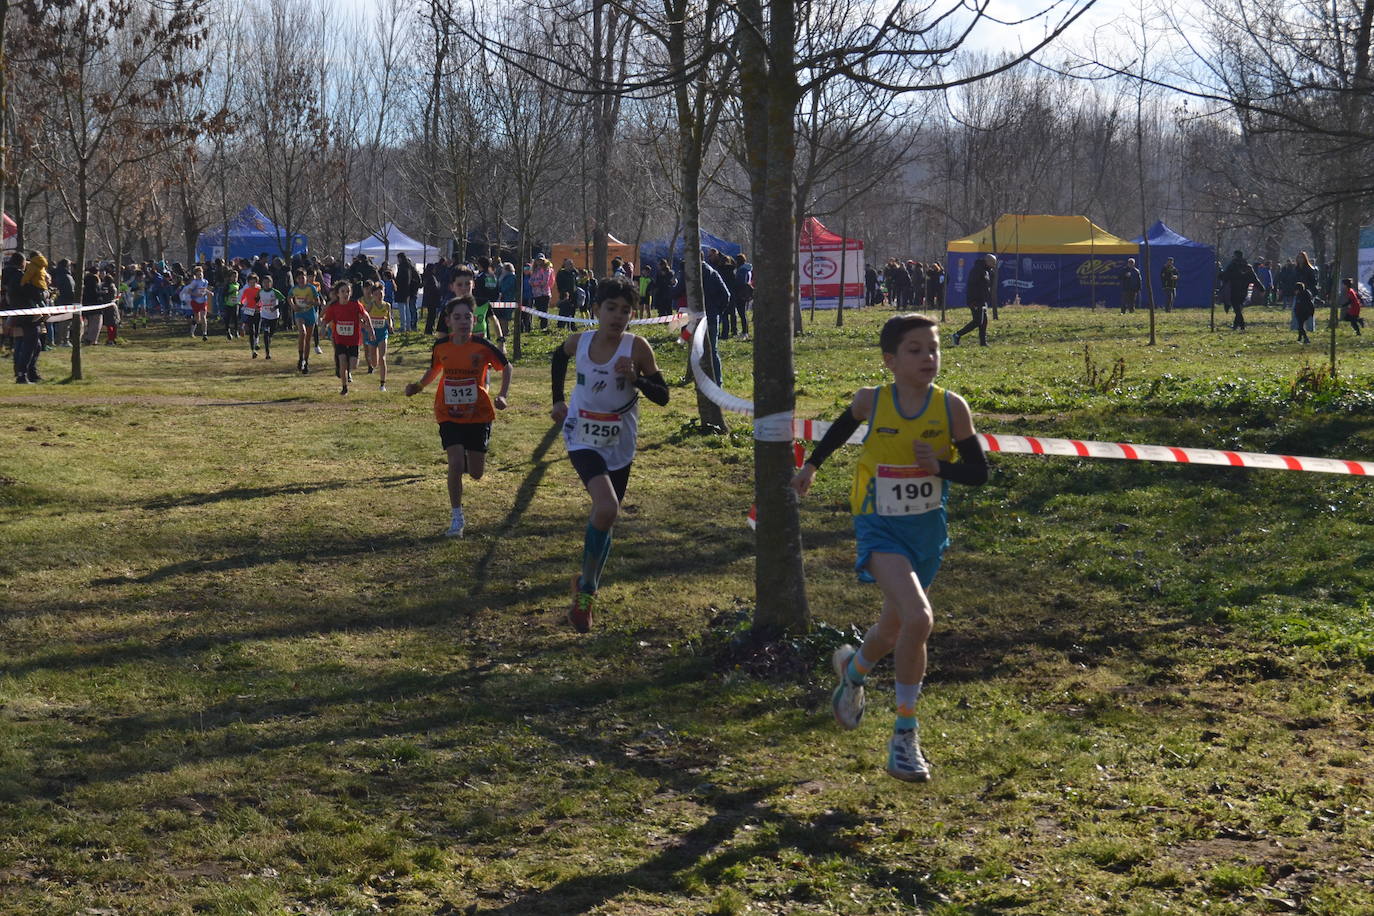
[874,465,941,516]
[443,379,479,406]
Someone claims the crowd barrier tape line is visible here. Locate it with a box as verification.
[0,301,119,322]
[513,302,684,328]
[687,315,1374,478]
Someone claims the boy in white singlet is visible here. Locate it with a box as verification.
[550,276,670,633]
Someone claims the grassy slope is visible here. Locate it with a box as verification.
[1,306,1372,915]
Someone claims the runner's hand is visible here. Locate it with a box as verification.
[551,401,568,424]
[912,441,940,474]
[494,395,508,411]
[404,383,420,397]
[790,464,817,497]
[614,356,636,379]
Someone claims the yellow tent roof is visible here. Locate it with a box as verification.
[947,214,1137,255]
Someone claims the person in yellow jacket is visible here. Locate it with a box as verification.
[792,313,988,783]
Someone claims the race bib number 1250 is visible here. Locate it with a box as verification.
[575,409,622,449]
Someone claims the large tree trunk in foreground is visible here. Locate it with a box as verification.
[739,0,808,636]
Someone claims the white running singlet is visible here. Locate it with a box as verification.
[563,331,640,471]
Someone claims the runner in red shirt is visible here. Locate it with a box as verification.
[405,296,512,537]
[320,280,374,395]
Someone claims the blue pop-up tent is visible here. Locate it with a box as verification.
[196,205,307,262]
[639,228,741,265]
[1131,221,1215,309]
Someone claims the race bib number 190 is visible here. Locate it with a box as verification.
[575,409,622,449]
[874,465,941,516]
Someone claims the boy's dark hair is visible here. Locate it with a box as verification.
[452,266,475,280]
[446,294,477,314]
[879,313,938,353]
[595,275,638,307]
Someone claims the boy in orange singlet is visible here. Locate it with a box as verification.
[405,296,512,537]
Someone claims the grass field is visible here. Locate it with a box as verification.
[2,304,1373,915]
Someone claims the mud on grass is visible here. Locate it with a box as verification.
[1,313,1372,913]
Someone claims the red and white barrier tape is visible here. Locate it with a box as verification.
[687,315,1374,477]
[0,301,117,321]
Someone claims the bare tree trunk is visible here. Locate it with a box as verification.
[739,0,808,636]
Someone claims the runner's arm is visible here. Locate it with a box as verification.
[936,393,987,486]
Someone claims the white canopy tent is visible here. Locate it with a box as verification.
[343,223,440,267]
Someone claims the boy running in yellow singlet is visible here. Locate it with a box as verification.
[791,313,988,782]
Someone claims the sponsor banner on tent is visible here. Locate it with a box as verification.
[947,252,1132,310]
[798,248,864,309]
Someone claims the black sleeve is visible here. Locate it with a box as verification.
[551,345,570,403]
[805,408,862,469]
[633,370,669,406]
[479,337,510,366]
[937,434,989,486]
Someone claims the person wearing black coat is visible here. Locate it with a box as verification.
[49,259,77,347]
[1120,258,1142,314]
[1221,250,1263,330]
[422,259,442,335]
[652,261,676,317]
[953,255,996,346]
[394,252,421,331]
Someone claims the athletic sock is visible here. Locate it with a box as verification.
[894,681,923,733]
[846,648,875,686]
[579,523,612,593]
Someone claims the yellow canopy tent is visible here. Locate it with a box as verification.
[947,214,1136,255]
[946,214,1138,308]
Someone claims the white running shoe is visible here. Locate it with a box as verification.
[886,728,931,783]
[445,510,465,538]
[314,345,323,354]
[831,644,865,730]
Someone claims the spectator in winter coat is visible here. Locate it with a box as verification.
[1120,258,1142,314]
[925,262,945,314]
[653,260,676,317]
[953,254,996,347]
[1160,258,1179,312]
[1220,250,1263,331]
[394,252,421,331]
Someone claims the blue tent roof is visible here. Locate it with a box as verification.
[639,228,741,264]
[197,205,307,260]
[1132,220,1208,248]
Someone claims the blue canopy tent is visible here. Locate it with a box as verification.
[1131,221,1215,309]
[196,205,307,262]
[639,228,741,266]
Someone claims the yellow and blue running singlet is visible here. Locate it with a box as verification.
[850,383,956,586]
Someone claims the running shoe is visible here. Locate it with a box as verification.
[315,345,323,354]
[252,350,258,359]
[367,364,374,374]
[202,334,208,341]
[379,383,387,391]
[886,728,931,783]
[445,509,465,538]
[951,332,961,346]
[568,576,594,633]
[340,384,349,395]
[831,644,865,730]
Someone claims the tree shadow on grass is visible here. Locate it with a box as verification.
[138,475,422,511]
[470,425,562,600]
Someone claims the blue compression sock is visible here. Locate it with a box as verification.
[579,524,613,593]
[894,681,923,732]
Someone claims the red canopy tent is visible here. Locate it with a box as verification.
[798,217,865,309]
